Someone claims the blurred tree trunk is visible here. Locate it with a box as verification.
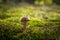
[53,0,60,5]
[3,0,7,3]
[21,0,25,2]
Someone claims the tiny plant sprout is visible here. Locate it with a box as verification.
[21,17,30,31]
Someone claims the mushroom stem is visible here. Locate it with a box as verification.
[22,22,27,31]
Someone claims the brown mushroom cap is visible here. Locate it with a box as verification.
[21,17,30,22]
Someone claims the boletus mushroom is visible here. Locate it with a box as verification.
[21,17,30,31]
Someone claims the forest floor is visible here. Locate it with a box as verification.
[0,3,60,40]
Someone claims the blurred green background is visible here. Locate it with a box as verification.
[0,0,60,40]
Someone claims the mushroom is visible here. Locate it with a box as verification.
[21,17,30,31]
